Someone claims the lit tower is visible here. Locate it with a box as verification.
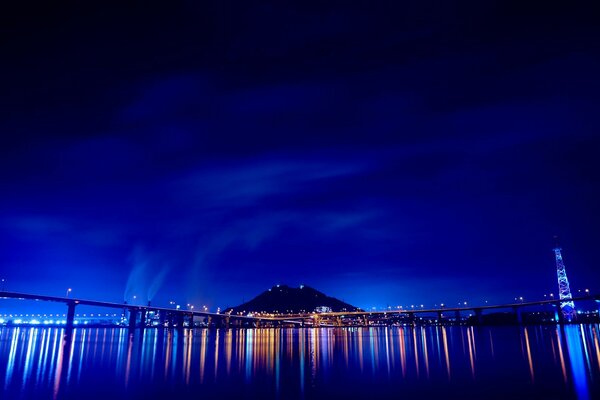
[553,237,576,321]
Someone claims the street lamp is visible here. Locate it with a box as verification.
[66,288,72,298]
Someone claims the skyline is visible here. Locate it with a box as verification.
[1,2,600,311]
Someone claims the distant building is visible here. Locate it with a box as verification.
[315,306,332,313]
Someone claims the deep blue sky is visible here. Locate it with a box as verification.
[1,1,599,311]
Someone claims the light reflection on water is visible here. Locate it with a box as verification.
[0,325,599,399]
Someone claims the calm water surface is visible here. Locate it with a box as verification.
[1,325,599,399]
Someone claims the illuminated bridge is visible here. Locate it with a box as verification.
[1,290,599,331]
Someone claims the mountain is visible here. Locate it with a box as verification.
[224,285,360,314]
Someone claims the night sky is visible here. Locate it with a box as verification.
[1,1,599,312]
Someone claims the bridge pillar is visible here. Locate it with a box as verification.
[513,306,523,324]
[362,315,368,327]
[596,300,600,322]
[176,313,184,331]
[408,312,416,325]
[454,310,461,323]
[437,311,443,324]
[158,311,166,327]
[554,302,567,324]
[474,308,483,325]
[139,310,146,329]
[335,317,342,327]
[128,309,138,333]
[189,314,194,329]
[66,302,76,329]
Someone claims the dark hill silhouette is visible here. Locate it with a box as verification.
[224,285,360,314]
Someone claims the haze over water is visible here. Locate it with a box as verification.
[1,325,599,399]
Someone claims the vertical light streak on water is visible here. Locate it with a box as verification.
[213,329,220,382]
[225,329,232,376]
[245,329,254,384]
[372,329,380,374]
[4,328,20,390]
[579,325,592,373]
[321,328,329,370]
[164,332,172,381]
[556,329,568,383]
[46,329,60,384]
[115,329,126,376]
[442,326,451,380]
[34,329,47,385]
[100,330,108,366]
[37,328,51,386]
[390,328,397,370]
[550,330,558,363]
[198,329,206,383]
[434,327,442,368]
[460,327,467,357]
[564,325,590,400]
[299,329,305,396]
[329,329,334,368]
[412,328,420,378]
[171,331,178,376]
[124,334,133,388]
[591,326,600,370]
[421,327,429,379]
[91,329,99,361]
[151,330,158,380]
[275,329,280,397]
[466,327,476,378]
[523,327,534,382]
[184,330,192,384]
[139,330,147,380]
[76,329,87,383]
[357,328,364,373]
[368,328,376,375]
[52,334,69,400]
[310,328,318,386]
[237,329,245,376]
[398,327,406,378]
[286,328,293,361]
[384,327,391,378]
[470,327,477,359]
[66,330,76,385]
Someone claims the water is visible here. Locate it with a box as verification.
[1,325,600,399]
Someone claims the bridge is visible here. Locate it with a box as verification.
[1,290,599,331]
